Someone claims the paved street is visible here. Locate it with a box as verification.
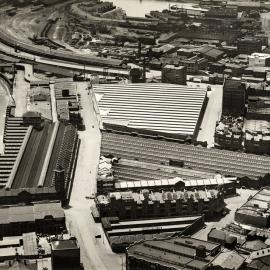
[13,70,29,117]
[64,82,123,270]
[194,83,223,147]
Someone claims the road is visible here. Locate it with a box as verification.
[64,82,123,270]
[194,83,223,147]
[13,70,29,117]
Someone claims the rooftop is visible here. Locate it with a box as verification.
[97,189,220,205]
[94,83,207,136]
[51,239,79,251]
[127,237,220,270]
[212,250,245,270]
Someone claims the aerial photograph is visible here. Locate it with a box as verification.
[0,0,270,269]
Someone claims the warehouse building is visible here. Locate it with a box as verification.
[161,65,187,85]
[235,187,270,229]
[0,232,81,270]
[96,189,225,220]
[0,200,65,236]
[101,132,270,181]
[51,239,81,269]
[222,79,246,117]
[126,236,221,270]
[102,215,204,252]
[94,83,207,141]
[237,38,262,55]
[4,120,79,204]
[244,120,270,155]
[0,106,80,205]
[97,157,237,195]
[114,175,237,195]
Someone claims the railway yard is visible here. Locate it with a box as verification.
[0,0,270,270]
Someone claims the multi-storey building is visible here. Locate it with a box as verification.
[235,187,270,228]
[237,38,262,55]
[222,79,246,116]
[96,189,225,220]
[179,56,208,74]
[162,64,187,85]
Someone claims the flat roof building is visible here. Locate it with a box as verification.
[235,187,270,229]
[222,79,246,117]
[0,200,65,236]
[127,236,221,270]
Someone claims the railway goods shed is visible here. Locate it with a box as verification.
[101,132,270,181]
[94,83,207,141]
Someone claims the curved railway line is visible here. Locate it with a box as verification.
[0,27,127,69]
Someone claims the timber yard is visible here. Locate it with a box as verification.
[1,0,270,270]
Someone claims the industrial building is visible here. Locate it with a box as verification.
[93,83,207,141]
[51,239,81,269]
[222,79,246,117]
[244,120,270,155]
[207,228,237,249]
[97,156,237,195]
[161,65,187,85]
[0,106,79,205]
[0,232,81,270]
[0,200,65,236]
[0,108,29,188]
[114,176,237,195]
[101,131,270,181]
[54,80,84,129]
[96,189,225,220]
[248,53,270,67]
[237,38,262,55]
[235,187,270,229]
[179,55,208,74]
[102,215,204,252]
[126,236,222,270]
[215,116,243,151]
[246,96,270,121]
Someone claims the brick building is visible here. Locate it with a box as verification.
[235,187,270,228]
[222,79,246,116]
[179,56,208,74]
[96,189,225,220]
[237,38,262,55]
[126,236,221,270]
[162,64,187,85]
